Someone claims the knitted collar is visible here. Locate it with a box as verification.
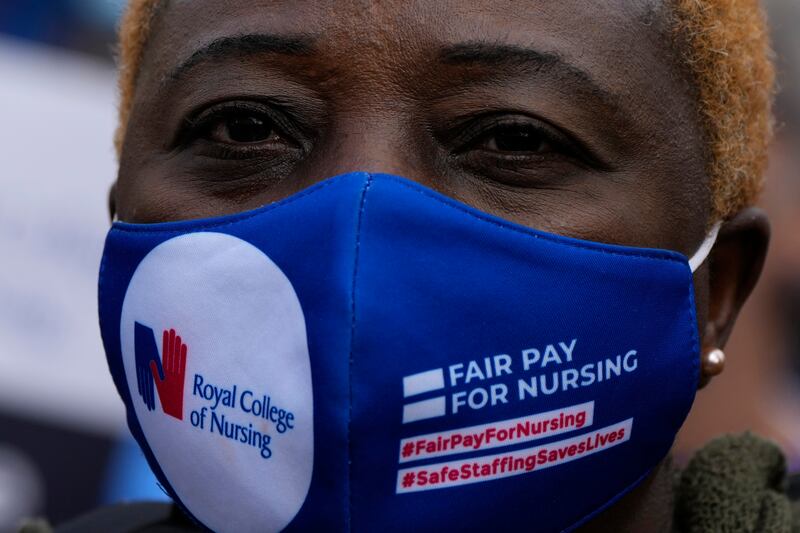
[674,433,799,533]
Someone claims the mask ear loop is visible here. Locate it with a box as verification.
[688,222,722,273]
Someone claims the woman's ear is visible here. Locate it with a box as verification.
[108,181,118,223]
[700,207,770,385]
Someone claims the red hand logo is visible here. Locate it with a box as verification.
[150,328,187,420]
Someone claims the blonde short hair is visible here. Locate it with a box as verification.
[115,0,775,220]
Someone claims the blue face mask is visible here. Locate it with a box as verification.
[98,172,719,533]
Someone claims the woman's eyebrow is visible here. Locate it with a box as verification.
[439,42,621,112]
[165,33,315,85]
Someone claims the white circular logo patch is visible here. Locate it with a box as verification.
[120,232,314,533]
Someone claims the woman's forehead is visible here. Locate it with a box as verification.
[136,0,696,155]
[143,0,679,99]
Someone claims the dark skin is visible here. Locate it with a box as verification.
[113,0,770,530]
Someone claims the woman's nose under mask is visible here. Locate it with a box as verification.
[98,172,719,533]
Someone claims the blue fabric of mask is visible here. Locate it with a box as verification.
[98,172,708,533]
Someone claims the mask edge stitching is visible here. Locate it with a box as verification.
[561,465,657,532]
[381,175,691,266]
[111,172,692,267]
[686,272,702,395]
[109,176,344,234]
[347,173,374,532]
[562,269,700,532]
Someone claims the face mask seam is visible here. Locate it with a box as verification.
[685,270,703,391]
[562,465,658,532]
[113,172,707,271]
[110,176,345,235]
[379,175,694,267]
[561,282,701,532]
[643,277,701,522]
[347,173,374,531]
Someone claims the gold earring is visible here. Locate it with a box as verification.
[701,348,726,378]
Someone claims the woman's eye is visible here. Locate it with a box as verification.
[446,115,600,187]
[477,124,554,154]
[207,112,280,144]
[176,102,309,163]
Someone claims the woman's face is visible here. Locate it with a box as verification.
[115,0,767,357]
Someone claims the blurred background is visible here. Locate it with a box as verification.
[0,1,797,530]
[0,2,165,532]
